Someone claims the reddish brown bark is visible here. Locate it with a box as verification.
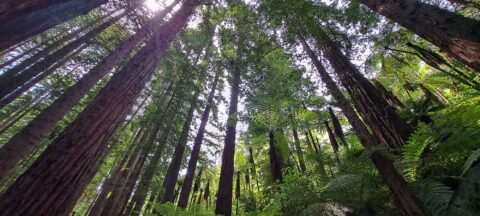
[0,9,115,73]
[0,11,127,102]
[358,0,480,72]
[0,2,179,182]
[0,1,198,214]
[301,37,426,216]
[0,0,108,52]
[318,34,412,148]
[178,72,220,209]
[215,61,241,216]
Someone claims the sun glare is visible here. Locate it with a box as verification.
[144,0,175,12]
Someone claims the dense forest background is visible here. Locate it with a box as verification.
[0,0,479,215]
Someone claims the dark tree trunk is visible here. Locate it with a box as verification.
[318,34,412,148]
[0,0,178,183]
[268,130,284,182]
[288,111,306,173]
[371,79,405,109]
[0,44,87,108]
[248,146,260,191]
[244,168,251,191]
[204,180,210,208]
[358,0,480,72]
[0,9,115,73]
[215,62,241,216]
[301,37,426,215]
[0,11,128,102]
[0,0,108,52]
[125,128,171,215]
[159,90,201,203]
[0,91,48,135]
[87,145,134,216]
[327,107,349,148]
[0,2,198,214]
[178,72,220,209]
[324,121,341,164]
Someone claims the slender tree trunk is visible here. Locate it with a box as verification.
[248,146,260,191]
[0,0,108,52]
[0,44,87,108]
[0,11,128,102]
[288,111,306,173]
[301,37,426,215]
[0,9,115,72]
[177,72,220,209]
[159,89,201,203]
[324,121,341,164]
[215,61,241,216]
[0,2,198,214]
[357,0,480,72]
[317,34,412,148]
[327,107,349,148]
[126,128,171,215]
[0,91,48,135]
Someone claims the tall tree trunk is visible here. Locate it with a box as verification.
[317,34,412,148]
[0,0,108,52]
[125,128,171,215]
[215,61,241,216]
[324,121,341,164]
[178,72,220,209]
[0,91,48,135]
[301,37,426,215]
[0,2,199,214]
[0,44,87,108]
[357,0,480,72]
[0,2,179,183]
[159,89,201,203]
[0,10,128,102]
[288,111,306,174]
[248,146,260,191]
[327,107,349,148]
[0,9,115,73]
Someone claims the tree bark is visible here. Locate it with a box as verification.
[178,71,220,209]
[0,9,115,73]
[317,34,412,148]
[448,0,480,9]
[300,37,426,216]
[357,0,480,72]
[0,44,87,108]
[268,130,284,182]
[215,61,241,216]
[0,1,199,214]
[371,79,405,109]
[0,10,128,102]
[159,89,201,203]
[0,0,108,52]
[125,128,171,215]
[324,121,341,164]
[327,107,349,148]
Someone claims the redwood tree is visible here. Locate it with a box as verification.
[215,61,241,216]
[357,0,480,72]
[0,1,200,214]
[0,0,108,52]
